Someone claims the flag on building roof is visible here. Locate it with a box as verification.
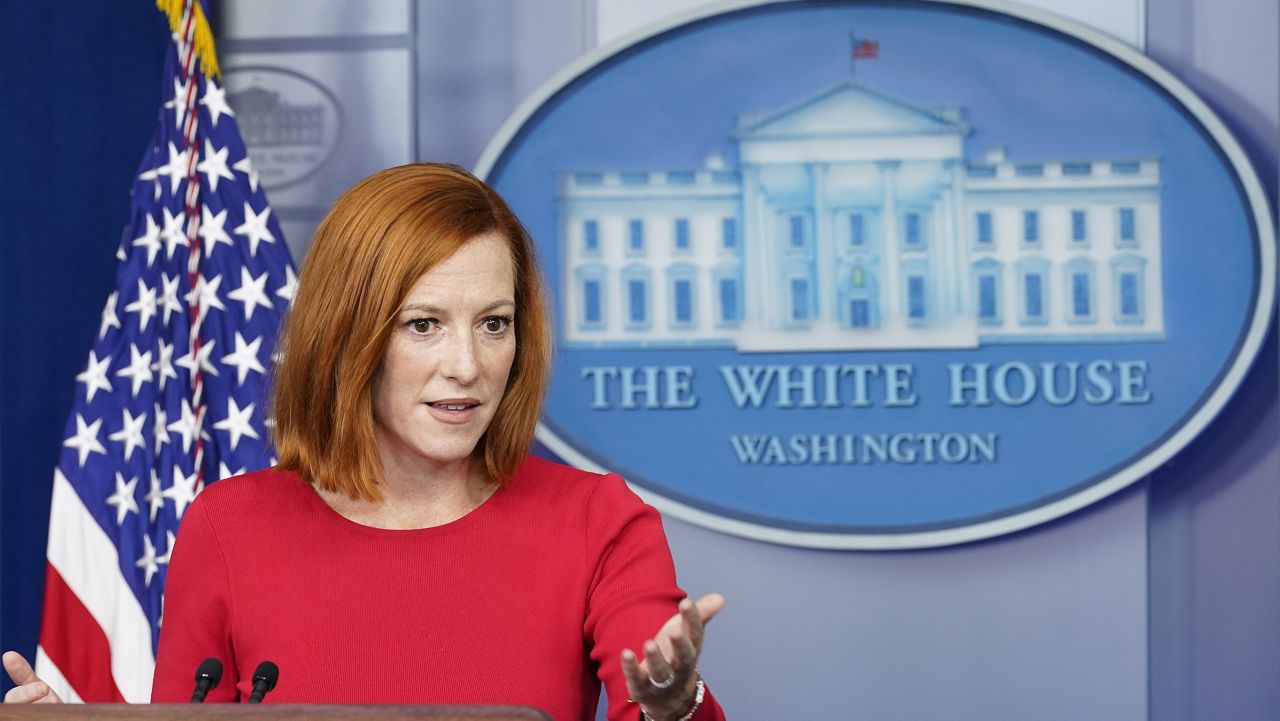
[35,0,295,702]
[851,35,880,60]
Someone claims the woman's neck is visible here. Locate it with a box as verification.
[320,454,497,530]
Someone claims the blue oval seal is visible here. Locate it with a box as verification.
[476,0,1275,548]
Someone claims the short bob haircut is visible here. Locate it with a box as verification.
[272,163,551,500]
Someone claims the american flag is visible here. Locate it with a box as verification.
[35,0,294,702]
[851,36,880,60]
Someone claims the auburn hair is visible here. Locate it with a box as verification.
[271,163,552,500]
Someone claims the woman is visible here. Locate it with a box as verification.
[4,163,725,720]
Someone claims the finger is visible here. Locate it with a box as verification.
[643,639,676,686]
[668,622,698,670]
[4,681,50,704]
[693,593,726,626]
[2,652,40,686]
[678,599,705,649]
[619,648,646,701]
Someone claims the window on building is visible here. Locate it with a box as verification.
[673,279,693,324]
[789,215,805,248]
[850,299,870,328]
[907,276,926,319]
[583,220,599,253]
[719,277,738,323]
[1071,210,1086,243]
[628,219,644,252]
[722,217,737,250]
[1072,272,1091,318]
[978,275,998,321]
[850,213,865,247]
[628,278,647,324]
[1119,273,1140,318]
[1023,210,1039,243]
[1118,208,1136,243]
[790,277,809,321]
[976,212,993,246]
[904,212,922,247]
[674,218,690,251]
[1024,273,1044,319]
[583,280,601,324]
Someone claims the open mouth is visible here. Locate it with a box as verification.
[428,402,478,411]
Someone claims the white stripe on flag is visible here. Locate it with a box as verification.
[33,646,84,704]
[46,470,156,703]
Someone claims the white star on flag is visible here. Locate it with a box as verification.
[98,291,121,340]
[63,414,106,468]
[232,156,260,193]
[152,403,170,454]
[234,202,275,256]
[136,534,161,587]
[175,337,218,378]
[108,408,148,462]
[164,76,192,131]
[198,205,235,258]
[213,397,260,451]
[227,267,273,321]
[132,214,163,268]
[156,531,177,566]
[159,207,189,259]
[152,339,178,391]
[275,265,298,304]
[123,280,159,333]
[163,464,200,518]
[165,399,201,454]
[106,472,140,526]
[144,468,166,523]
[200,78,235,127]
[116,344,155,398]
[185,274,226,325]
[221,332,266,385]
[76,350,114,402]
[158,274,183,326]
[196,139,235,192]
[153,141,190,196]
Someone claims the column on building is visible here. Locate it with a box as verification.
[741,164,773,329]
[811,162,833,324]
[877,160,901,324]
[946,158,970,315]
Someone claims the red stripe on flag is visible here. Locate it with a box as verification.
[38,562,126,702]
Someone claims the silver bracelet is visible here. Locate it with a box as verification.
[641,676,705,721]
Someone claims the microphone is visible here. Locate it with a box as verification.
[248,661,279,703]
[190,658,223,703]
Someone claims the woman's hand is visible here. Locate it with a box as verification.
[620,593,724,721]
[3,652,63,704]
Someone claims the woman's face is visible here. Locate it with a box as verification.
[371,232,517,478]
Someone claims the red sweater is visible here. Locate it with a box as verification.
[152,456,724,721]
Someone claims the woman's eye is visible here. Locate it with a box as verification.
[482,316,511,333]
[409,318,437,334]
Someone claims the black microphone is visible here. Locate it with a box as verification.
[190,657,223,703]
[247,661,279,703]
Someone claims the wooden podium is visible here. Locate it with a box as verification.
[0,705,551,721]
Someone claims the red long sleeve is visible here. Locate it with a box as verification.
[152,457,724,721]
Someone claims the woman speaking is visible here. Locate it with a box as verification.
[4,163,726,721]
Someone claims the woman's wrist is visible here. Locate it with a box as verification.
[640,674,704,721]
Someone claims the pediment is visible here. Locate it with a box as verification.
[737,80,968,139]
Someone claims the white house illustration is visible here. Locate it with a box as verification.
[557,79,1164,351]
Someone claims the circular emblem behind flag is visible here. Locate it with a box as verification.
[222,66,342,189]
[477,0,1275,549]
